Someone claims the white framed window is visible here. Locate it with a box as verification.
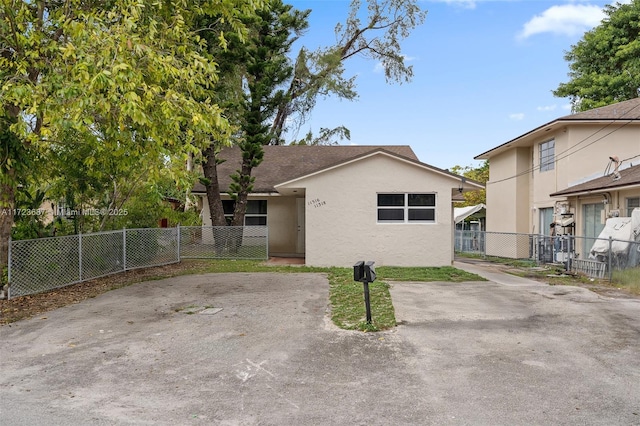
[540,139,555,172]
[626,197,640,217]
[377,193,436,223]
[540,207,554,235]
[222,200,267,225]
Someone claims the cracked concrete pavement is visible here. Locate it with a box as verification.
[1,265,639,425]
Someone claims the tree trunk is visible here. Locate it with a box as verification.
[231,156,256,227]
[202,145,226,227]
[0,177,15,298]
[228,155,259,254]
[202,145,229,254]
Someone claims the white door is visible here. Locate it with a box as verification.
[296,198,305,254]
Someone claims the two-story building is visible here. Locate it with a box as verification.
[475,97,640,259]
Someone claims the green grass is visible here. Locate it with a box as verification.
[457,252,640,295]
[456,252,538,268]
[157,260,485,332]
[377,266,485,282]
[4,259,486,331]
[611,268,640,295]
[327,268,397,332]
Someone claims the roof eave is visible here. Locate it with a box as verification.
[475,119,562,160]
[475,118,640,160]
[275,150,486,190]
[550,182,640,198]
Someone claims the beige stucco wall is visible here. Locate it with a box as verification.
[266,197,298,255]
[486,123,640,240]
[563,125,640,187]
[198,195,298,255]
[485,147,531,254]
[278,154,459,267]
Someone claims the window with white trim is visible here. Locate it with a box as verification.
[626,197,640,217]
[377,193,436,223]
[222,200,267,225]
[539,139,555,172]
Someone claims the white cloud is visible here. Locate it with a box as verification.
[518,4,605,39]
[431,0,477,9]
[561,103,572,111]
[374,55,416,74]
[449,0,476,9]
[509,113,525,121]
[537,105,557,112]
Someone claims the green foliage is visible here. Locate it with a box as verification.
[554,1,640,110]
[450,161,488,206]
[223,0,309,223]
[270,0,427,141]
[11,186,50,240]
[0,0,265,267]
[199,0,426,228]
[290,126,351,145]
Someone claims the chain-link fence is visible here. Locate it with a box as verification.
[179,226,268,259]
[8,226,268,299]
[455,230,640,283]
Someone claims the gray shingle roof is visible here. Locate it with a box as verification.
[475,97,640,160]
[557,97,640,121]
[192,145,420,193]
[551,163,640,197]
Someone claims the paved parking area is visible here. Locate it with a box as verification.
[1,268,639,425]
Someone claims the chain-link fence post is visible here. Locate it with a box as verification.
[123,228,127,271]
[608,236,613,283]
[177,224,181,260]
[78,232,83,281]
[7,236,12,299]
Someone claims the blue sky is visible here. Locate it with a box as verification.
[284,0,619,170]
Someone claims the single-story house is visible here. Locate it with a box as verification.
[192,145,483,267]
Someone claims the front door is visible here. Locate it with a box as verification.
[296,198,305,254]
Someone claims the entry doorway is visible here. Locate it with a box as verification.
[296,198,305,254]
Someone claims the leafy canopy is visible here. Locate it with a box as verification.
[554,1,640,111]
[450,161,488,207]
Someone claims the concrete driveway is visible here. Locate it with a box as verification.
[1,266,639,425]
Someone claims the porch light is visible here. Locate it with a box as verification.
[458,177,466,194]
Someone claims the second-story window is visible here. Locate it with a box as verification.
[540,139,555,172]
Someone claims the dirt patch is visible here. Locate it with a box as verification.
[4,257,637,326]
[462,257,640,300]
[0,261,219,325]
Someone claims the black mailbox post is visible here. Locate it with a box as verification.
[354,260,376,324]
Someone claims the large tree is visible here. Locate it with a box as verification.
[200,0,426,228]
[271,0,426,142]
[554,0,640,111]
[222,0,309,227]
[0,0,261,293]
[199,0,309,227]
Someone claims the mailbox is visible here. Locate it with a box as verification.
[365,261,376,282]
[353,261,365,282]
[354,260,375,283]
[354,260,376,324]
